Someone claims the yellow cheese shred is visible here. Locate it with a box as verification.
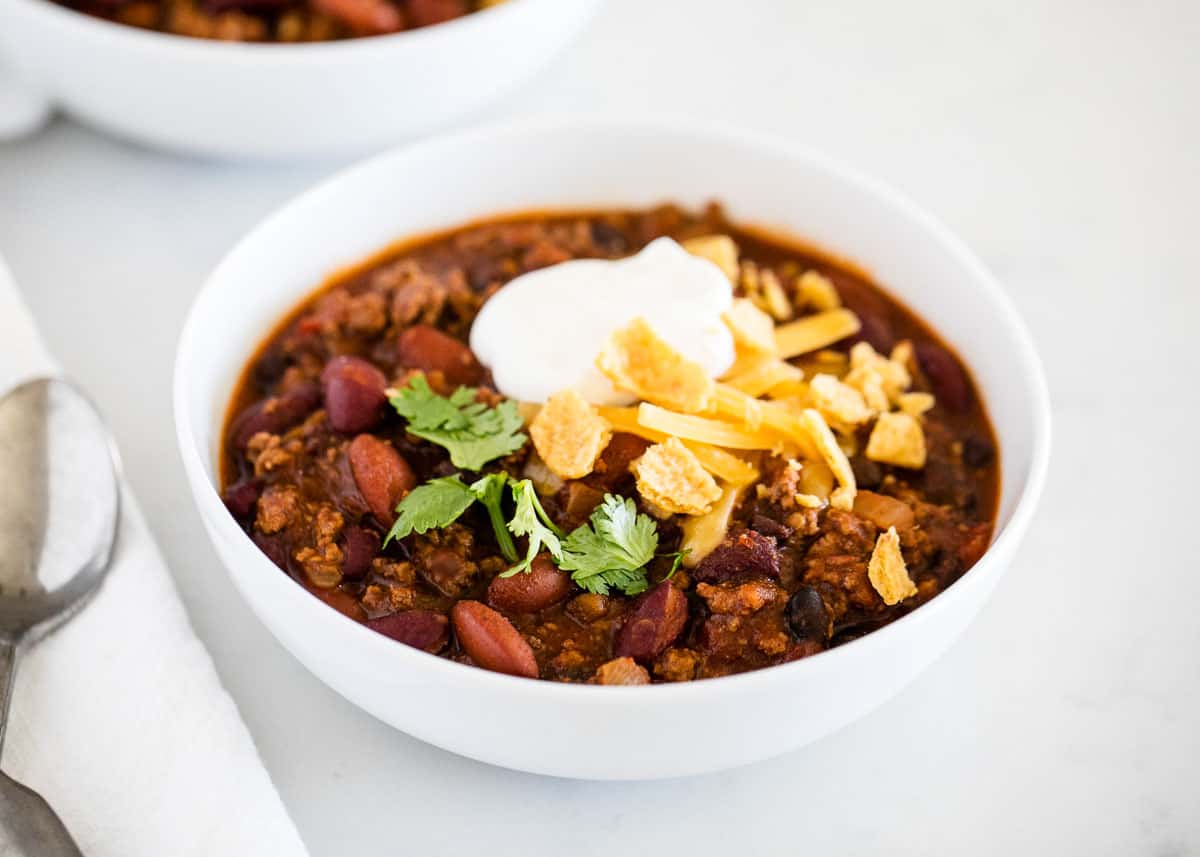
[774,309,861,359]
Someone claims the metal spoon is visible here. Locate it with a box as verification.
[0,379,121,856]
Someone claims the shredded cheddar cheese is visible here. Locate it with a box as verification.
[775,309,862,358]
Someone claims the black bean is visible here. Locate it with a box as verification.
[786,586,831,643]
[851,455,883,489]
[962,435,995,467]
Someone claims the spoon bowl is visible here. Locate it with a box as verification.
[0,378,120,643]
[0,377,121,856]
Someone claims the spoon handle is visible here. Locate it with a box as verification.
[0,639,14,756]
[0,641,85,856]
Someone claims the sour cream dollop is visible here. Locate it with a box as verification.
[469,237,736,405]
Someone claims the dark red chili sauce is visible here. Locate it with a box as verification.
[220,204,999,684]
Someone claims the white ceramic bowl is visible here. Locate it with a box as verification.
[0,0,600,159]
[174,118,1051,779]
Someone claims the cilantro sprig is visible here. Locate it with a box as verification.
[387,375,526,471]
[559,494,673,596]
[384,473,517,561]
[384,473,671,596]
[500,480,564,576]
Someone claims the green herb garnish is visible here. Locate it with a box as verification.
[468,473,518,562]
[384,473,517,561]
[387,375,526,471]
[385,471,670,594]
[501,479,564,576]
[558,494,666,596]
[384,475,476,546]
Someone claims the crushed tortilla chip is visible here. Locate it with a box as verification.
[846,341,911,403]
[845,364,889,412]
[897,391,935,417]
[809,373,874,432]
[799,408,857,510]
[758,267,793,321]
[796,270,842,311]
[794,492,825,509]
[740,261,793,321]
[681,235,740,282]
[597,318,715,413]
[868,526,917,605]
[632,437,722,516]
[865,411,927,469]
[722,298,777,356]
[530,389,612,479]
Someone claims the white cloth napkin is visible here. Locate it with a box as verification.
[0,256,309,856]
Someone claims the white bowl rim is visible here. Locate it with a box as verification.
[4,0,537,59]
[174,114,1052,707]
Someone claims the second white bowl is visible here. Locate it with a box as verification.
[0,0,601,159]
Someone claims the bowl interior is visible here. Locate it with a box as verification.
[180,120,1044,544]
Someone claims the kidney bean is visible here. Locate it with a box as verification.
[221,478,261,520]
[341,526,380,580]
[406,0,468,26]
[396,325,482,387]
[915,342,971,412]
[368,610,449,653]
[614,582,689,663]
[321,355,388,434]
[787,586,831,643]
[848,311,896,353]
[231,383,320,449]
[831,275,896,352]
[588,432,650,490]
[749,513,792,542]
[487,555,574,614]
[451,601,539,678]
[693,529,781,584]
[348,434,416,526]
[252,532,290,572]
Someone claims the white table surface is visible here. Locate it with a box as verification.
[2,0,1198,853]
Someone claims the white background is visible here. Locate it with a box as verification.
[2,0,1198,853]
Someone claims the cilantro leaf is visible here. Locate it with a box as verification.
[469,473,518,562]
[384,476,476,547]
[501,479,564,576]
[558,494,661,595]
[388,375,527,471]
